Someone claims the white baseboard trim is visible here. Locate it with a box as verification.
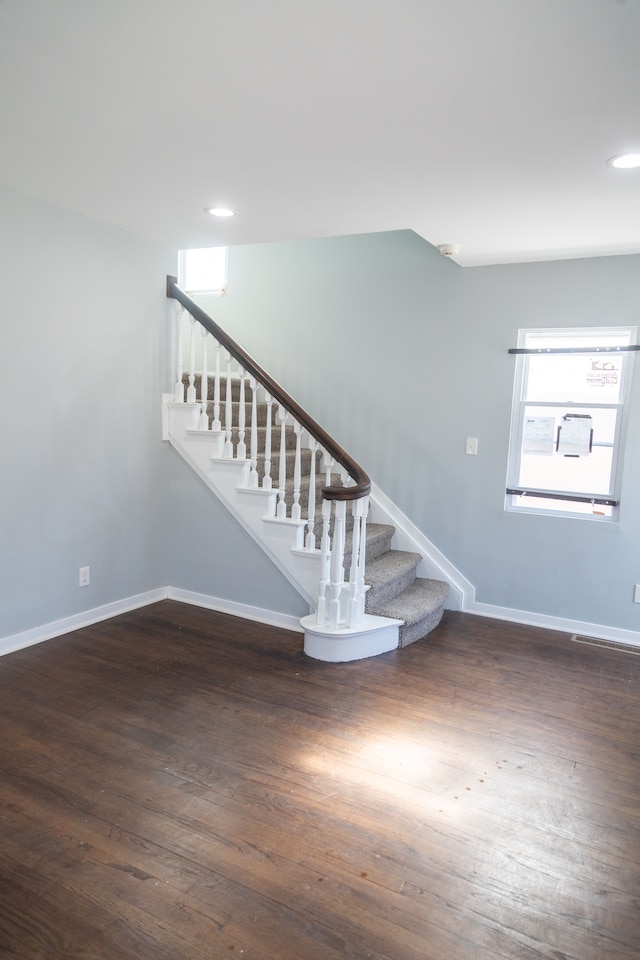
[167,587,304,633]
[4,587,637,660]
[0,588,169,658]
[465,600,640,649]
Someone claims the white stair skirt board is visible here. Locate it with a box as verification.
[301,613,402,662]
[368,481,472,611]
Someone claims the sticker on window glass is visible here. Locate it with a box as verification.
[557,414,593,457]
[522,416,555,455]
[586,358,620,390]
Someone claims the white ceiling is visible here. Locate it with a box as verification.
[1,0,639,266]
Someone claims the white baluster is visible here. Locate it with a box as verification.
[224,351,233,458]
[324,451,334,488]
[263,394,273,491]
[212,343,221,431]
[316,498,332,624]
[199,329,209,430]
[328,500,346,629]
[249,378,259,488]
[347,496,368,627]
[174,304,185,402]
[292,420,302,522]
[186,318,196,403]
[356,495,369,623]
[237,369,246,459]
[276,405,288,518]
[305,440,318,550]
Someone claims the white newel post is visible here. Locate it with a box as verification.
[174,305,185,402]
[347,496,368,627]
[347,500,362,627]
[328,500,346,629]
[316,497,332,624]
[356,495,369,623]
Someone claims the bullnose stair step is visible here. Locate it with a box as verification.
[368,578,449,648]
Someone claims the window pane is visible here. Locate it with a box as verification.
[525,353,624,404]
[180,246,227,293]
[518,405,616,495]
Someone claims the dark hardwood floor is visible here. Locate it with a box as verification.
[0,601,639,960]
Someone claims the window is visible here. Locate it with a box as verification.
[506,327,637,520]
[178,246,227,295]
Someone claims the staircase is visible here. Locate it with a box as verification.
[164,279,450,661]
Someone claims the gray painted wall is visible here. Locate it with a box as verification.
[0,186,176,636]
[197,229,640,633]
[165,450,309,617]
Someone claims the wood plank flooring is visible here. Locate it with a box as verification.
[0,601,639,960]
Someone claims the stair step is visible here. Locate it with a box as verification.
[343,523,395,565]
[368,578,449,648]
[364,550,421,606]
[203,402,278,428]
[185,375,247,402]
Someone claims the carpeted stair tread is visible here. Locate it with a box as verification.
[370,578,449,648]
[369,577,448,622]
[364,550,422,606]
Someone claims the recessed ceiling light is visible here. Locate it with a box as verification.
[206,206,235,217]
[607,153,640,170]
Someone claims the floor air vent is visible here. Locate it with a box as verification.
[570,635,640,656]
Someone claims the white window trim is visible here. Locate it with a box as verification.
[505,326,637,522]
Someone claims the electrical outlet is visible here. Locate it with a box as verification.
[79,566,90,587]
[465,437,478,455]
[634,584,640,604]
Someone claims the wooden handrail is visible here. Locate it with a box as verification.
[167,276,371,502]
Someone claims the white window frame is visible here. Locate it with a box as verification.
[505,326,637,522]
